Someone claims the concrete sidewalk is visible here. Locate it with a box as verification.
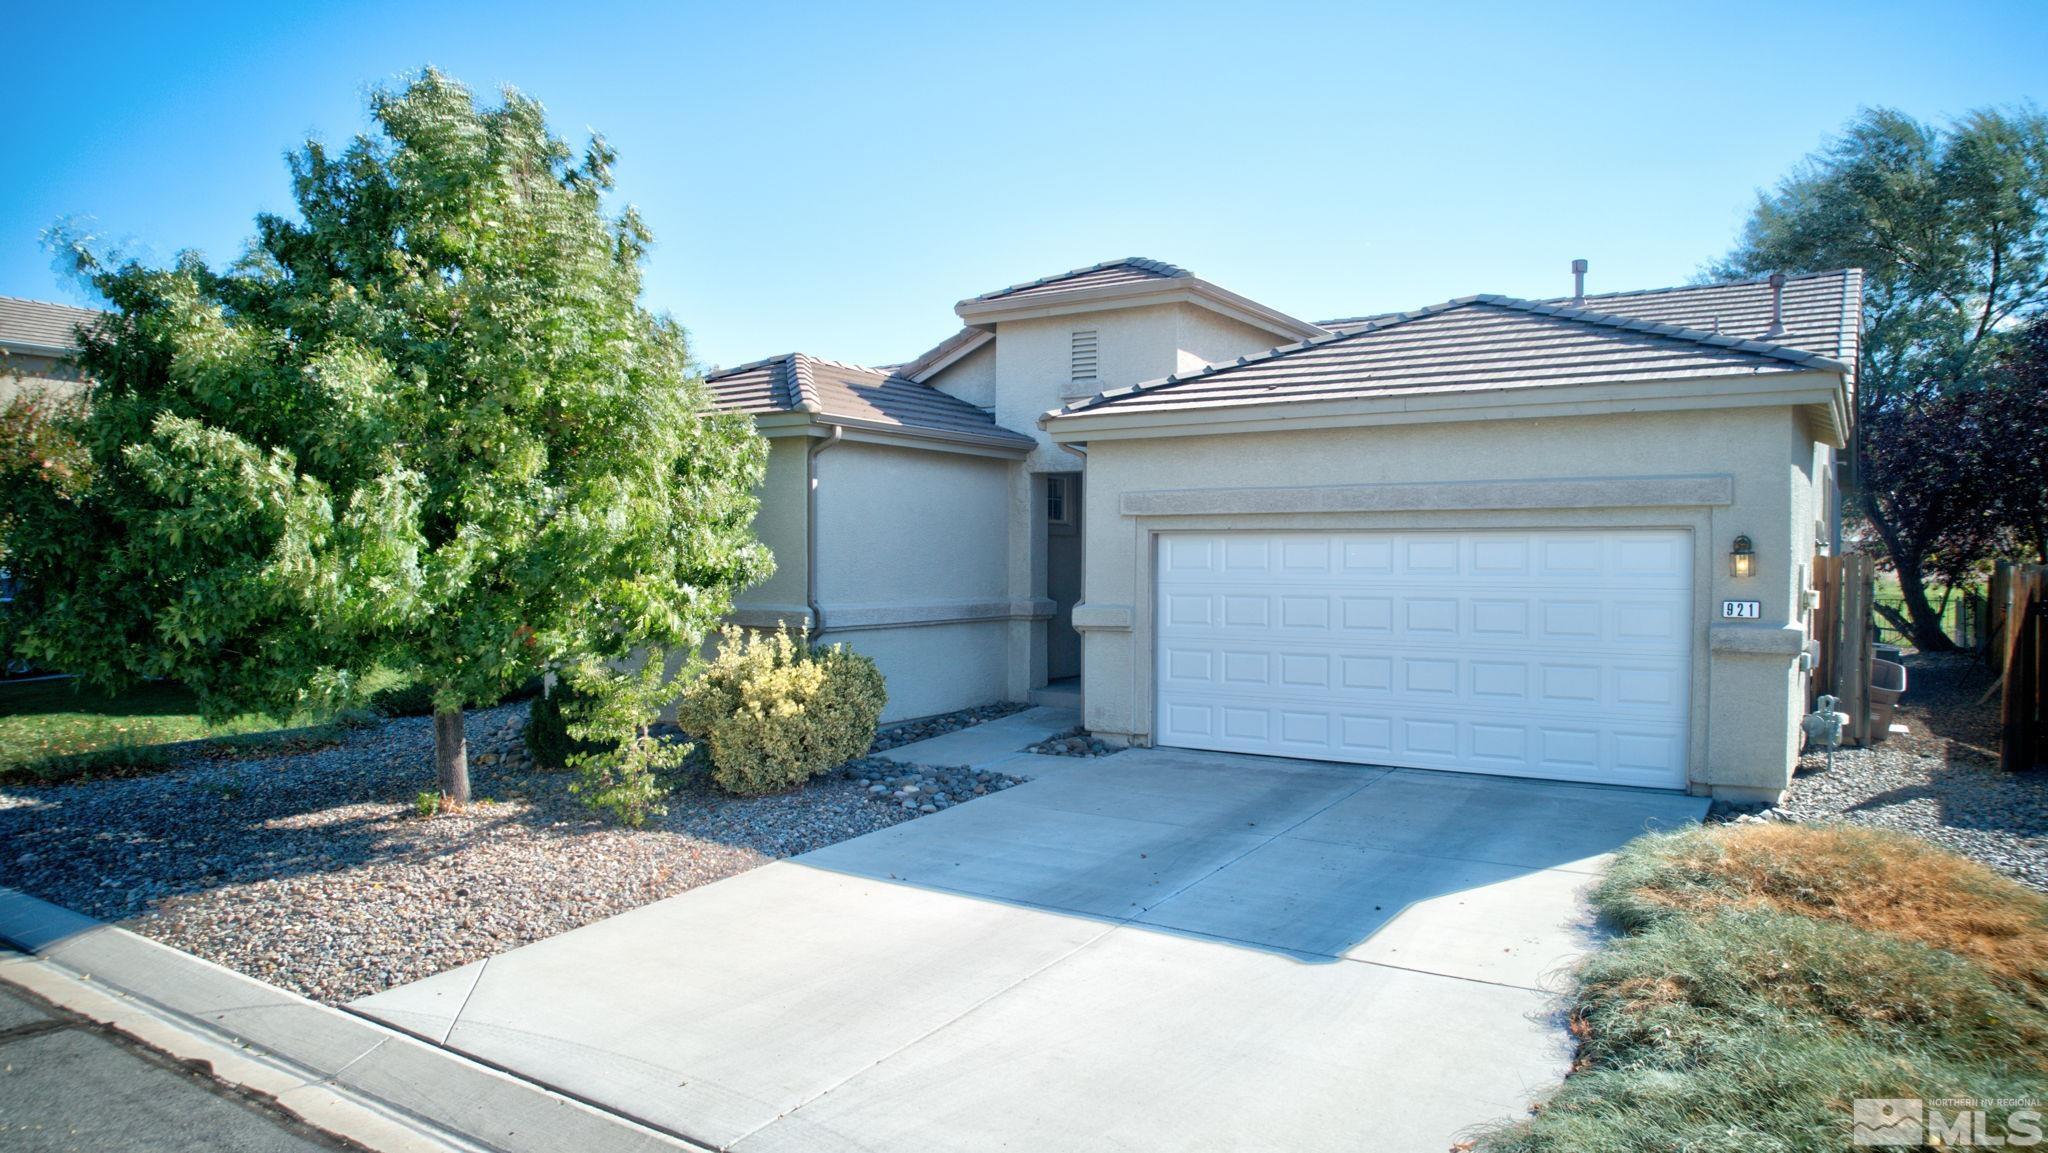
[0,889,699,1153]
[356,750,1709,1152]
[871,704,1077,767]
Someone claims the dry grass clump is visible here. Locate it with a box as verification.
[1574,911,2048,1074]
[1594,823,2048,1000]
[1469,824,2048,1152]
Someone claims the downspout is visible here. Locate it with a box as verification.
[805,423,844,640]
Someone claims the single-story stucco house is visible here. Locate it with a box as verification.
[0,295,99,405]
[707,258,1861,803]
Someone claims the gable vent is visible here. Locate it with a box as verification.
[1070,329,1099,383]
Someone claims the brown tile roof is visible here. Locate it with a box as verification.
[888,327,990,381]
[1546,270,1863,373]
[1050,287,1855,421]
[705,353,1035,449]
[1324,270,1863,370]
[0,295,105,355]
[965,258,1190,304]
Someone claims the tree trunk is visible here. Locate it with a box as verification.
[1889,549,1957,652]
[434,706,470,805]
[1864,490,1956,652]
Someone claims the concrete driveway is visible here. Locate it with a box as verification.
[354,749,1707,1153]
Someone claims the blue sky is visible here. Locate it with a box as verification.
[2,1,2042,369]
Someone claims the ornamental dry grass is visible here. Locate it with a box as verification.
[1595,823,2048,1003]
[1470,825,2048,1153]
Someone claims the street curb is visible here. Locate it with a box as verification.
[0,887,706,1153]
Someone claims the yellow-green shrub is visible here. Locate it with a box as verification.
[676,626,885,795]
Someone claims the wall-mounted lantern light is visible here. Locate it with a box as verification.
[1729,534,1755,579]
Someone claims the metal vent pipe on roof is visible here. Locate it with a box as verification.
[1764,272,1787,338]
[1570,259,1588,306]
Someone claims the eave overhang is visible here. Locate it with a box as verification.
[749,409,1033,459]
[1041,368,1852,449]
[904,329,994,383]
[955,278,1327,343]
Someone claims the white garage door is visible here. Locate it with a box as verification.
[1154,529,1692,789]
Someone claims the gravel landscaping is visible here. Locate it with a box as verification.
[1026,726,1119,757]
[844,757,1027,813]
[1713,652,2048,891]
[0,701,1037,1003]
[867,701,1029,751]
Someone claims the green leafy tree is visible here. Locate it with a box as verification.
[1715,106,2048,649]
[1976,317,2048,565]
[2,70,771,804]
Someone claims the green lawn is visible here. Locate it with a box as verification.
[0,672,409,784]
[1873,572,1977,648]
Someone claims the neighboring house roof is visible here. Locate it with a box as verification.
[1046,287,1854,422]
[0,295,104,357]
[965,258,1190,304]
[705,352,1036,450]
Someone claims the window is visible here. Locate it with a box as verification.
[1070,329,1099,383]
[1046,476,1070,524]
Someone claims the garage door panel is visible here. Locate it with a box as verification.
[1159,685,1683,728]
[1222,536,1269,571]
[1162,591,1689,652]
[1157,530,1692,789]
[1159,646,1690,715]
[1163,536,1217,573]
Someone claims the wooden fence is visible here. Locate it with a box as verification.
[1811,557,2048,767]
[1811,552,1875,745]
[1990,562,2048,772]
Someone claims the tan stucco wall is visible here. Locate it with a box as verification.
[979,307,1178,470]
[1173,308,1293,375]
[1071,405,1827,798]
[729,434,813,627]
[954,302,1292,698]
[923,339,996,409]
[812,440,1018,721]
[0,351,86,406]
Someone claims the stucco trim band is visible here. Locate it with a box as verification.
[822,598,1057,632]
[1070,603,1134,632]
[727,605,815,630]
[1119,475,1735,517]
[1707,623,1808,656]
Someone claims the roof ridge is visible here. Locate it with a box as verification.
[967,257,1191,303]
[781,354,817,413]
[790,351,888,379]
[0,294,105,313]
[1548,268,1856,304]
[703,352,798,381]
[1483,296,1847,370]
[1835,269,1863,369]
[1321,269,1862,331]
[706,351,886,413]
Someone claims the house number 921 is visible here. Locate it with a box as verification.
[1722,600,1761,619]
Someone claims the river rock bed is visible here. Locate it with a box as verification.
[0,702,1027,1002]
[1712,652,2048,891]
